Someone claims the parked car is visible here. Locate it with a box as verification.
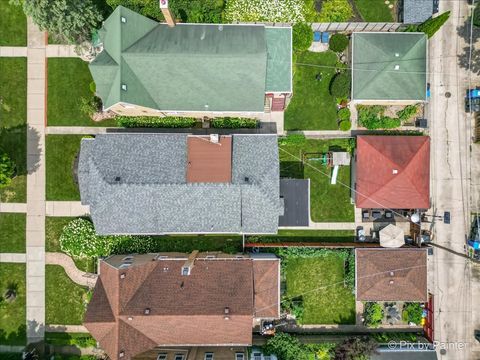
[465,88,480,113]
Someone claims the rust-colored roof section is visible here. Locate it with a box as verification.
[186,135,232,183]
[84,256,279,360]
[355,136,430,209]
[356,248,428,302]
[253,259,280,318]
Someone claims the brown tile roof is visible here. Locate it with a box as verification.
[253,259,280,318]
[85,256,279,360]
[355,136,430,209]
[356,248,428,302]
[186,135,232,183]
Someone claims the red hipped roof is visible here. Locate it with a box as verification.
[355,136,430,209]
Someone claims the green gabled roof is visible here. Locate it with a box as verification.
[89,6,292,112]
[265,27,292,93]
[352,33,427,101]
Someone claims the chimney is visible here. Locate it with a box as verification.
[160,0,176,27]
[181,250,199,276]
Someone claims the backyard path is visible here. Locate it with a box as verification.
[46,253,97,288]
[25,17,46,344]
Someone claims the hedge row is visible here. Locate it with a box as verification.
[210,117,257,129]
[116,116,197,128]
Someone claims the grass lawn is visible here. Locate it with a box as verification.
[0,263,26,345]
[249,230,354,243]
[354,0,395,22]
[279,138,354,222]
[45,217,96,273]
[0,1,27,46]
[47,58,116,127]
[285,51,339,130]
[285,256,355,324]
[46,135,83,201]
[0,58,27,202]
[0,213,26,253]
[46,265,88,325]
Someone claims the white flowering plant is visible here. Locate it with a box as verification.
[224,0,306,23]
[60,218,113,258]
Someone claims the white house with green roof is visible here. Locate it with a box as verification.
[351,32,427,104]
[89,6,292,117]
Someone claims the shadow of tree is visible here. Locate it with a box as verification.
[0,324,26,346]
[0,124,40,177]
[457,17,480,75]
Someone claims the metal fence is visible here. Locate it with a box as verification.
[311,22,403,32]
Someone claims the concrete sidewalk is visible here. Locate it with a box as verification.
[0,253,27,263]
[46,202,90,217]
[45,126,109,135]
[0,46,27,57]
[0,202,27,213]
[26,17,46,344]
[280,222,356,230]
[46,45,79,58]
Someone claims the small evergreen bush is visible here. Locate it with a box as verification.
[330,71,351,98]
[0,151,15,188]
[337,107,351,122]
[339,120,351,131]
[292,23,313,52]
[329,33,349,53]
[418,11,450,38]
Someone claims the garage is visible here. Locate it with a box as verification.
[279,179,310,227]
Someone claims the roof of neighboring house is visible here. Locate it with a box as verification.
[84,253,280,360]
[403,0,434,24]
[351,32,427,101]
[78,133,282,235]
[90,6,292,112]
[355,248,428,302]
[355,136,430,209]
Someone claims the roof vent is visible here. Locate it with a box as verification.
[181,266,190,276]
[127,316,133,321]
[392,169,398,174]
[218,25,223,31]
[121,84,127,91]
[224,307,230,320]
[395,53,399,57]
[163,267,169,272]
[394,65,400,71]
[210,134,219,143]
[244,177,250,183]
[119,351,125,358]
[115,176,121,182]
[121,16,127,23]
[120,273,126,279]
[389,280,394,285]
[144,308,151,315]
[390,271,394,277]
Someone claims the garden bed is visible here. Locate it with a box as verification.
[46,135,83,201]
[279,136,354,222]
[46,265,89,325]
[0,58,27,202]
[282,249,356,324]
[0,263,26,345]
[248,230,354,243]
[0,213,26,253]
[285,51,340,130]
[357,104,421,130]
[0,1,27,46]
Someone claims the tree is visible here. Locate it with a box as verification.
[0,151,15,188]
[329,33,349,53]
[22,0,103,44]
[334,337,378,360]
[363,302,384,328]
[418,11,451,38]
[474,3,480,27]
[329,71,351,98]
[292,23,313,52]
[263,333,309,360]
[319,0,353,22]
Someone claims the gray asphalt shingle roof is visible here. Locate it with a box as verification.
[403,0,433,24]
[78,134,282,235]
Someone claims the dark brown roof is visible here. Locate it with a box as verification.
[253,259,280,318]
[356,248,428,302]
[355,136,430,209]
[85,255,279,360]
[186,135,232,183]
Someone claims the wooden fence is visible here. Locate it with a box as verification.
[311,22,403,32]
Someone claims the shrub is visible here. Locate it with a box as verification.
[293,23,313,52]
[116,116,197,128]
[329,71,351,98]
[224,0,306,23]
[282,297,305,323]
[210,117,257,129]
[402,303,423,324]
[59,218,114,258]
[474,4,480,27]
[79,96,102,117]
[334,337,378,360]
[364,302,384,328]
[319,0,353,22]
[263,333,309,360]
[337,108,351,122]
[0,151,16,188]
[418,11,450,38]
[329,33,349,53]
[396,104,418,121]
[339,120,351,131]
[358,105,402,130]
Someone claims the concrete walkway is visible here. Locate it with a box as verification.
[286,130,352,138]
[0,253,27,263]
[46,45,79,58]
[0,46,27,57]
[45,324,90,333]
[46,252,97,288]
[45,126,109,135]
[46,202,90,217]
[0,202,27,213]
[25,18,47,344]
[280,222,356,230]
